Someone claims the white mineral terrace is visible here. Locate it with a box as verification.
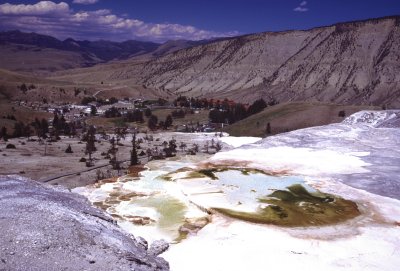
[74,111,400,271]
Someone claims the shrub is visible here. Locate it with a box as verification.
[65,144,73,153]
[6,144,16,149]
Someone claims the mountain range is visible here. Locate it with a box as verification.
[0,30,207,72]
[132,16,400,107]
[1,16,400,107]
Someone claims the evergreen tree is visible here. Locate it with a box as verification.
[247,98,267,116]
[148,115,158,130]
[41,118,49,135]
[130,133,139,166]
[108,136,119,170]
[53,113,59,131]
[65,144,73,153]
[85,125,96,166]
[90,105,97,116]
[266,122,272,135]
[13,122,24,138]
[0,126,7,141]
[165,114,173,128]
[20,83,28,93]
[144,108,152,117]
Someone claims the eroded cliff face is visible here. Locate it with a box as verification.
[130,17,400,107]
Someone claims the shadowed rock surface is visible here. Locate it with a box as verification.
[0,176,169,271]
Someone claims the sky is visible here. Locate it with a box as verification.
[0,0,399,42]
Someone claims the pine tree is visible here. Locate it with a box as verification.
[165,114,173,128]
[144,108,152,117]
[85,125,96,166]
[148,115,158,130]
[266,122,272,135]
[130,133,139,166]
[90,105,97,116]
[0,126,7,141]
[108,136,119,169]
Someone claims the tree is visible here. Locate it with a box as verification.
[115,127,127,145]
[0,126,8,141]
[109,97,118,104]
[204,141,209,154]
[81,96,96,105]
[104,107,121,118]
[41,118,49,135]
[125,109,144,123]
[157,98,167,106]
[266,122,272,135]
[163,139,177,158]
[165,114,173,128]
[171,109,185,118]
[148,115,158,130]
[65,144,73,153]
[13,122,24,138]
[130,133,139,166]
[247,98,267,116]
[24,123,32,139]
[20,83,28,94]
[108,137,119,170]
[52,113,61,138]
[85,125,96,166]
[144,108,152,117]
[192,143,199,153]
[179,142,187,152]
[215,142,222,152]
[90,105,97,116]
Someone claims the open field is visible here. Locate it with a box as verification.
[0,135,127,188]
[0,132,219,189]
[0,100,52,132]
[223,102,380,137]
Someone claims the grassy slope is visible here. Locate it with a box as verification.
[0,44,100,73]
[223,102,380,137]
[0,101,52,132]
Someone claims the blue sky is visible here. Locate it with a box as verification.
[0,0,399,42]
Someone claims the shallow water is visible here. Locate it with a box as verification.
[74,157,210,243]
[215,170,316,202]
[176,168,359,226]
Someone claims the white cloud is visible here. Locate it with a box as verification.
[294,7,308,12]
[294,1,309,12]
[72,0,99,4]
[0,1,237,42]
[0,1,69,16]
